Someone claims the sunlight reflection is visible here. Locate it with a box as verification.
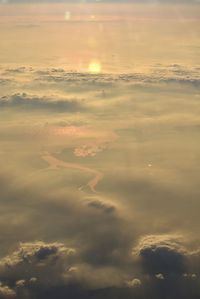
[65,11,71,21]
[88,61,101,74]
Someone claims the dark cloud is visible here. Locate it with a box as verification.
[0,236,199,299]
[86,197,116,214]
[133,235,188,275]
[0,286,16,299]
[0,241,76,285]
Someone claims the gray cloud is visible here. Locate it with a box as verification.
[0,235,199,299]
[34,66,200,87]
[0,241,76,286]
[86,197,116,214]
[0,286,16,299]
[133,235,188,275]
[0,93,84,112]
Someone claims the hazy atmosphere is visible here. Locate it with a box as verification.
[0,1,200,298]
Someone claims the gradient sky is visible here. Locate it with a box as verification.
[2,0,200,3]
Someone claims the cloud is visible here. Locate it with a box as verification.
[155,273,165,280]
[0,61,200,299]
[0,93,84,112]
[0,240,129,298]
[74,143,108,158]
[126,278,142,288]
[0,79,11,86]
[132,234,200,279]
[0,286,16,299]
[0,241,76,286]
[2,67,27,74]
[133,234,187,275]
[86,198,116,214]
[33,65,200,87]
[0,236,199,299]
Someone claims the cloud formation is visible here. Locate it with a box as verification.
[0,241,76,285]
[0,60,200,299]
[0,236,199,299]
[33,65,200,87]
[0,93,84,112]
[133,235,187,275]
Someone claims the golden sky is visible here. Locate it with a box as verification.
[0,3,199,72]
[0,2,200,299]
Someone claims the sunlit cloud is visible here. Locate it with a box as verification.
[0,2,199,299]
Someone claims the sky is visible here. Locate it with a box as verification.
[2,0,200,3]
[0,1,200,299]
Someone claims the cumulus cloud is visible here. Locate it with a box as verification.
[126,278,142,288]
[0,240,129,298]
[132,234,200,279]
[132,234,187,275]
[0,235,199,299]
[0,286,16,299]
[0,241,76,286]
[155,273,165,280]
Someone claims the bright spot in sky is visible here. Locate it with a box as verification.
[88,61,101,74]
[65,11,71,21]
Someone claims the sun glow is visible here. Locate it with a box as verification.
[88,61,101,74]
